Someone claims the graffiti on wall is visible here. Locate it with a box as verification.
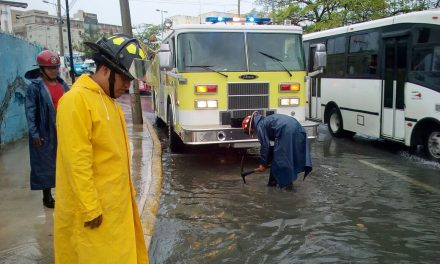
[0,32,42,145]
[0,76,28,144]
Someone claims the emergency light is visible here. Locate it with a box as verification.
[246,17,271,24]
[205,16,271,25]
[195,85,217,94]
[206,17,233,23]
[279,83,300,92]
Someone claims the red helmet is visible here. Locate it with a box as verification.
[37,50,60,67]
[242,115,252,134]
[242,111,258,135]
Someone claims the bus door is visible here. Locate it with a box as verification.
[381,36,407,140]
[308,45,322,121]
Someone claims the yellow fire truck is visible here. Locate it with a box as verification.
[147,17,318,152]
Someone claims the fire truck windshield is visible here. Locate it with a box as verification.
[178,32,246,72]
[177,32,305,72]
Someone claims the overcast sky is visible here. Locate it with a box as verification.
[19,0,257,26]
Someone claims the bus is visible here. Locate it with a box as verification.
[147,17,319,152]
[303,10,440,161]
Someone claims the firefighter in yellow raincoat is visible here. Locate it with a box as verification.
[54,34,149,263]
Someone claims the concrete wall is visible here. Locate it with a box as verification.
[0,32,41,145]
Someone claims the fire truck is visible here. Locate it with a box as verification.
[147,17,318,152]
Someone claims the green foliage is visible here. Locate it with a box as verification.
[133,23,161,51]
[255,0,440,33]
[78,30,110,59]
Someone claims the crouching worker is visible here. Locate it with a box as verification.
[242,112,312,190]
[54,34,148,263]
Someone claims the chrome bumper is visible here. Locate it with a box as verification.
[179,121,319,147]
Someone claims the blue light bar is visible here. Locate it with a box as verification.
[205,17,233,24]
[246,17,271,25]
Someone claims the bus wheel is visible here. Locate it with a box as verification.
[167,105,184,153]
[424,126,440,162]
[328,108,345,137]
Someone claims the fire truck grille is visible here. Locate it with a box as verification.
[228,83,269,110]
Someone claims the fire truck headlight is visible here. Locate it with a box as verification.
[279,97,300,107]
[195,100,218,109]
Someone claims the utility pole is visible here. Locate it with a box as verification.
[119,0,143,124]
[65,0,75,82]
[57,0,64,56]
[238,0,240,17]
[272,1,275,24]
[156,9,168,40]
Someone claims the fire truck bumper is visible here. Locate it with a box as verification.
[179,121,318,147]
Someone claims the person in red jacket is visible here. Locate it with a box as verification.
[25,50,69,208]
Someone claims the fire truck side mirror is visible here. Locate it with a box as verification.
[159,43,173,70]
[313,43,327,69]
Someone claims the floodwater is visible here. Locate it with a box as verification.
[150,125,440,263]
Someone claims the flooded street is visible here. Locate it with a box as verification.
[150,125,440,263]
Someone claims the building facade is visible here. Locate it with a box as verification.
[11,9,122,55]
[0,0,27,33]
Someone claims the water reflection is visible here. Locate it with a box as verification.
[150,129,440,264]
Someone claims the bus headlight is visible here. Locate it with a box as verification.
[279,97,300,107]
[195,100,218,109]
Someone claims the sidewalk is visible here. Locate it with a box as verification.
[0,95,162,263]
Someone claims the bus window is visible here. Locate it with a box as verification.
[304,42,310,69]
[410,46,440,90]
[349,32,379,53]
[347,32,379,76]
[416,27,440,44]
[347,54,378,75]
[326,36,346,76]
[413,48,432,71]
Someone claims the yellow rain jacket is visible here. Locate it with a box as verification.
[54,75,148,264]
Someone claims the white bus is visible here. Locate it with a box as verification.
[303,10,440,161]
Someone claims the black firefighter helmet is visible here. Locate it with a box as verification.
[84,34,147,81]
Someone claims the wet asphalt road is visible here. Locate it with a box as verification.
[150,122,440,263]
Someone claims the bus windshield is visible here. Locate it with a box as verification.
[177,32,305,72]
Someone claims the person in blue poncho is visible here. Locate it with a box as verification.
[25,50,69,208]
[242,112,312,190]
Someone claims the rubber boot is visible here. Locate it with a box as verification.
[43,188,55,208]
[267,172,277,187]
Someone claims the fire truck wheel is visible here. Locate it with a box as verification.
[167,105,184,153]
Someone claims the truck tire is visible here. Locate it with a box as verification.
[423,125,440,162]
[328,107,355,137]
[167,105,184,153]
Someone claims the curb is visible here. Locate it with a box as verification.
[140,118,163,249]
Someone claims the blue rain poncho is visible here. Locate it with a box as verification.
[253,114,312,188]
[25,68,69,190]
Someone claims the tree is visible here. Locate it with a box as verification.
[255,0,440,33]
[387,0,440,15]
[133,23,161,51]
[78,30,109,59]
